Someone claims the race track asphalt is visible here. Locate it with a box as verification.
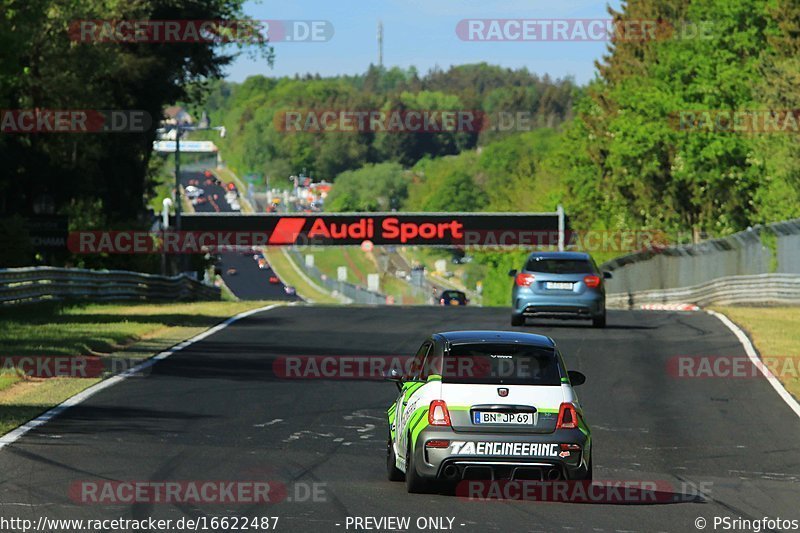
[1,307,798,533]
[179,170,297,302]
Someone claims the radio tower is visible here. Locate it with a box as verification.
[377,20,383,68]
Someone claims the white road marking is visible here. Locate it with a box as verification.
[593,425,650,433]
[282,430,335,443]
[641,303,699,311]
[0,304,282,451]
[707,309,800,419]
[254,419,283,427]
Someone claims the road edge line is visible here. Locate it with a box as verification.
[707,309,800,419]
[0,303,282,450]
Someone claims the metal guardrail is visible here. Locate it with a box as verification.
[607,273,800,308]
[0,266,220,305]
[286,249,388,305]
[602,218,800,294]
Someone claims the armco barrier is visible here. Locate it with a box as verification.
[606,273,800,308]
[0,266,220,305]
[602,218,800,307]
[286,249,388,305]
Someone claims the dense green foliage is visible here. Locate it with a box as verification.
[559,0,800,239]
[322,128,562,214]
[325,162,408,212]
[0,0,269,267]
[204,64,578,182]
[5,0,800,283]
[320,0,800,243]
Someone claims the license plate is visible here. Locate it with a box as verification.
[473,412,533,425]
[545,281,573,290]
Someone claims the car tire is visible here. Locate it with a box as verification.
[405,439,432,493]
[592,314,606,328]
[567,457,593,481]
[511,314,525,327]
[387,436,404,482]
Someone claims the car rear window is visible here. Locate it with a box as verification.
[439,343,562,385]
[441,291,465,299]
[525,258,595,274]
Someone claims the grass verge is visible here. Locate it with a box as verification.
[712,306,800,400]
[311,247,428,304]
[0,300,276,436]
[264,248,340,303]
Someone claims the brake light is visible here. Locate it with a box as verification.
[583,275,601,288]
[515,273,535,287]
[425,440,450,449]
[428,400,451,426]
[556,402,579,429]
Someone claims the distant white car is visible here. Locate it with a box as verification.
[184,185,204,199]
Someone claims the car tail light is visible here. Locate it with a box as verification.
[556,402,578,429]
[428,400,451,426]
[559,443,581,451]
[425,440,450,449]
[515,273,535,287]
[583,275,601,288]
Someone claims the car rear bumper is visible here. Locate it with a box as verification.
[512,292,605,319]
[412,427,591,481]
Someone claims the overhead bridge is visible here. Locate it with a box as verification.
[175,211,568,248]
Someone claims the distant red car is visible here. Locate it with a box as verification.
[269,275,280,284]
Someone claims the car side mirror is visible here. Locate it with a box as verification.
[508,269,518,277]
[385,368,404,391]
[567,370,586,386]
[603,271,613,279]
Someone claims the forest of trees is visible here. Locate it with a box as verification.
[204,63,578,183]
[560,0,800,239]
[0,0,270,267]
[210,0,800,243]
[4,0,800,272]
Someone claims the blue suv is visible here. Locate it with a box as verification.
[509,252,611,328]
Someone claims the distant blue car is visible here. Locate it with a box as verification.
[509,252,611,328]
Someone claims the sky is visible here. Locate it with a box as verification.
[224,0,624,85]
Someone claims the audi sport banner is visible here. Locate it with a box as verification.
[67,213,566,253]
[176,213,564,247]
